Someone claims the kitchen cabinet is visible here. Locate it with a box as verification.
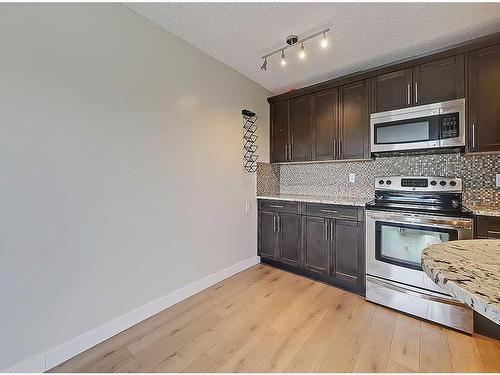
[279,213,301,266]
[333,220,363,284]
[303,216,330,275]
[413,55,464,106]
[270,100,289,163]
[257,200,300,266]
[314,89,338,161]
[370,55,465,113]
[475,215,500,239]
[257,200,365,295]
[258,211,278,260]
[289,95,313,162]
[468,44,500,153]
[370,68,413,113]
[338,80,370,160]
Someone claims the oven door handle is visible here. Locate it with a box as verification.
[366,212,473,229]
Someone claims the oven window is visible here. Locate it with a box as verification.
[375,222,457,270]
[375,121,430,144]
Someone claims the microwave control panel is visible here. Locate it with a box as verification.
[440,113,459,139]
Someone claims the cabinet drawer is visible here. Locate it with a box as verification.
[305,203,359,220]
[258,199,299,214]
[476,215,500,238]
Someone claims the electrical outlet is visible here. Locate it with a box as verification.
[349,173,356,183]
[245,202,251,213]
[496,174,500,188]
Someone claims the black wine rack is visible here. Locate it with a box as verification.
[242,109,258,173]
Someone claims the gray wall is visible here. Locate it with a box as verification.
[0,4,269,369]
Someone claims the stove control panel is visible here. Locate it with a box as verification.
[376,176,462,192]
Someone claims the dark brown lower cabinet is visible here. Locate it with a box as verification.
[258,210,301,266]
[303,216,330,275]
[279,213,301,267]
[258,200,365,295]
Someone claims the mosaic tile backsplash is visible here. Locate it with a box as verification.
[257,153,500,206]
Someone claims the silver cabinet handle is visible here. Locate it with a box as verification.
[339,139,342,157]
[330,221,334,243]
[487,230,500,235]
[273,215,277,232]
[407,84,411,105]
[321,209,339,214]
[333,139,336,158]
[472,123,476,149]
[269,204,284,208]
[277,215,281,232]
[284,145,287,160]
[325,221,329,241]
[415,82,418,104]
[337,215,357,220]
[289,144,292,160]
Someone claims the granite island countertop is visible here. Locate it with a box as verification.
[256,194,372,207]
[421,240,500,325]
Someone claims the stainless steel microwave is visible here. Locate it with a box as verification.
[370,99,465,154]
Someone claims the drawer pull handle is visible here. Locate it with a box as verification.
[269,204,285,208]
[338,215,356,220]
[321,209,339,213]
[487,230,500,235]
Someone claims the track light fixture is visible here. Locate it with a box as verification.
[299,42,306,59]
[280,50,287,66]
[260,57,267,71]
[260,28,329,71]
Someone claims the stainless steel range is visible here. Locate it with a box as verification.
[365,176,474,333]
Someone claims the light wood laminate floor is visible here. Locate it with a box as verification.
[49,264,500,373]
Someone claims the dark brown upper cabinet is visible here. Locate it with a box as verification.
[270,100,289,163]
[370,68,412,113]
[371,56,465,113]
[289,95,313,162]
[338,80,370,160]
[413,55,465,106]
[468,44,500,153]
[313,89,338,161]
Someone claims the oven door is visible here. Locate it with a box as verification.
[366,210,473,293]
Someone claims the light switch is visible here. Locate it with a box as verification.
[496,174,500,188]
[349,173,356,183]
[245,202,251,213]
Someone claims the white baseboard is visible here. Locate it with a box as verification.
[5,256,260,373]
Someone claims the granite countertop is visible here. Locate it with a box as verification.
[256,194,372,207]
[464,204,500,217]
[421,240,500,325]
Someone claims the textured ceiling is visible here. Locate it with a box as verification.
[127,3,500,94]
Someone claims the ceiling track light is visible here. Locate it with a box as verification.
[280,50,287,66]
[260,28,329,71]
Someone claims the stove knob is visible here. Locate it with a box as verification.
[386,180,392,185]
[450,181,457,187]
[430,180,437,186]
[379,180,384,185]
[440,180,447,186]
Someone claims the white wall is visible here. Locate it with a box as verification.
[0,3,270,370]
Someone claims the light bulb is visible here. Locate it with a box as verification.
[280,50,287,66]
[299,43,306,59]
[321,33,328,49]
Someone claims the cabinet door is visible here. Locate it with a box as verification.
[338,80,370,160]
[332,220,363,285]
[370,68,412,113]
[290,95,313,161]
[303,216,330,274]
[314,89,338,161]
[258,211,277,260]
[413,55,465,106]
[271,100,289,162]
[468,44,500,153]
[278,213,301,267]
